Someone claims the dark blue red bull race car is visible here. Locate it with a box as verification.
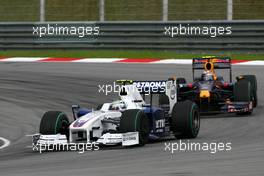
[175,56,257,115]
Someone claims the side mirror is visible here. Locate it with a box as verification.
[236,76,244,81]
[72,104,80,120]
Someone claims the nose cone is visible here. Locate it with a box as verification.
[200,90,210,98]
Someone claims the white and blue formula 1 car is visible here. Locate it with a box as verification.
[32,79,200,148]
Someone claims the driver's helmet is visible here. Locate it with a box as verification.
[201,71,214,81]
[109,101,126,111]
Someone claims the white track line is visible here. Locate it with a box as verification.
[0,137,10,149]
[153,59,192,64]
[72,58,124,63]
[235,61,264,65]
[0,57,47,62]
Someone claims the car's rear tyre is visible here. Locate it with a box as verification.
[171,100,200,139]
[240,75,257,107]
[119,109,149,146]
[159,94,169,105]
[39,111,70,138]
[234,79,252,115]
[176,78,187,84]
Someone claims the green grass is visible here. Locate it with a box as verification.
[0,50,264,60]
[0,0,263,21]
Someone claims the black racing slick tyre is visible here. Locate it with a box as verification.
[39,111,70,138]
[119,109,149,146]
[234,79,253,115]
[234,79,251,102]
[176,78,187,84]
[159,94,169,105]
[171,100,200,139]
[240,75,257,107]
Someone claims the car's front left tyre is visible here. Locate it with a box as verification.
[239,75,257,107]
[39,111,70,138]
[171,100,200,139]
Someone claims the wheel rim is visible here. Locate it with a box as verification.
[59,119,69,135]
[192,110,200,133]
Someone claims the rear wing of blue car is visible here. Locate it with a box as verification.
[192,56,232,82]
[192,56,231,69]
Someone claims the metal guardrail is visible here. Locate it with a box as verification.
[0,21,263,52]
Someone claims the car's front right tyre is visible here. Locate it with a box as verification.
[119,109,149,146]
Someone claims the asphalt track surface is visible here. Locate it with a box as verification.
[0,62,264,176]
